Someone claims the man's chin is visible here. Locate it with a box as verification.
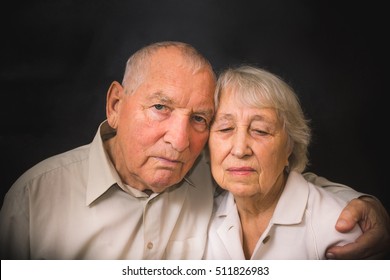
[148,172,184,192]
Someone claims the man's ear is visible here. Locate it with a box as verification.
[106,81,124,129]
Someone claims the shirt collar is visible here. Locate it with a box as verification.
[86,120,122,205]
[214,171,309,225]
[271,171,309,224]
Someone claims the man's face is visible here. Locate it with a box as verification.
[108,48,215,192]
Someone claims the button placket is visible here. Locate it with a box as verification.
[143,198,162,258]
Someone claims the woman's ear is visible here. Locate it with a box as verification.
[106,81,124,129]
[285,138,294,167]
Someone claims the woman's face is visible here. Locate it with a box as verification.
[208,87,292,198]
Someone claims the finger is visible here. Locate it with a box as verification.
[326,231,376,259]
[335,199,362,233]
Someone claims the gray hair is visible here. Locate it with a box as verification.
[121,41,216,94]
[215,65,311,173]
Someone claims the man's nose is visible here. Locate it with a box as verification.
[163,116,190,152]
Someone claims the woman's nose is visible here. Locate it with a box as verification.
[231,130,252,158]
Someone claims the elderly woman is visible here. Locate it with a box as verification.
[203,65,362,259]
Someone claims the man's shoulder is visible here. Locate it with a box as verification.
[13,144,91,187]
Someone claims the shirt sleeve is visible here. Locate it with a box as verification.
[302,172,367,202]
[0,182,31,259]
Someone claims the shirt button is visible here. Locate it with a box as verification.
[147,242,153,249]
[262,235,271,244]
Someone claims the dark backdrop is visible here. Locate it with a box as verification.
[0,1,387,213]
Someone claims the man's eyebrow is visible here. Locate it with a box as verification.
[149,92,174,104]
[195,109,214,120]
[149,91,214,119]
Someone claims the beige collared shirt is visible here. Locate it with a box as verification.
[0,121,214,259]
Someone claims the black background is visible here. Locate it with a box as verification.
[0,0,387,214]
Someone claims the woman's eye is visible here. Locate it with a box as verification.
[253,129,269,135]
[219,127,233,132]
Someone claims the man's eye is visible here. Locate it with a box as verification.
[153,104,166,110]
[193,115,206,124]
[191,115,209,132]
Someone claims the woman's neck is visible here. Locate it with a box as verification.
[235,172,287,259]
